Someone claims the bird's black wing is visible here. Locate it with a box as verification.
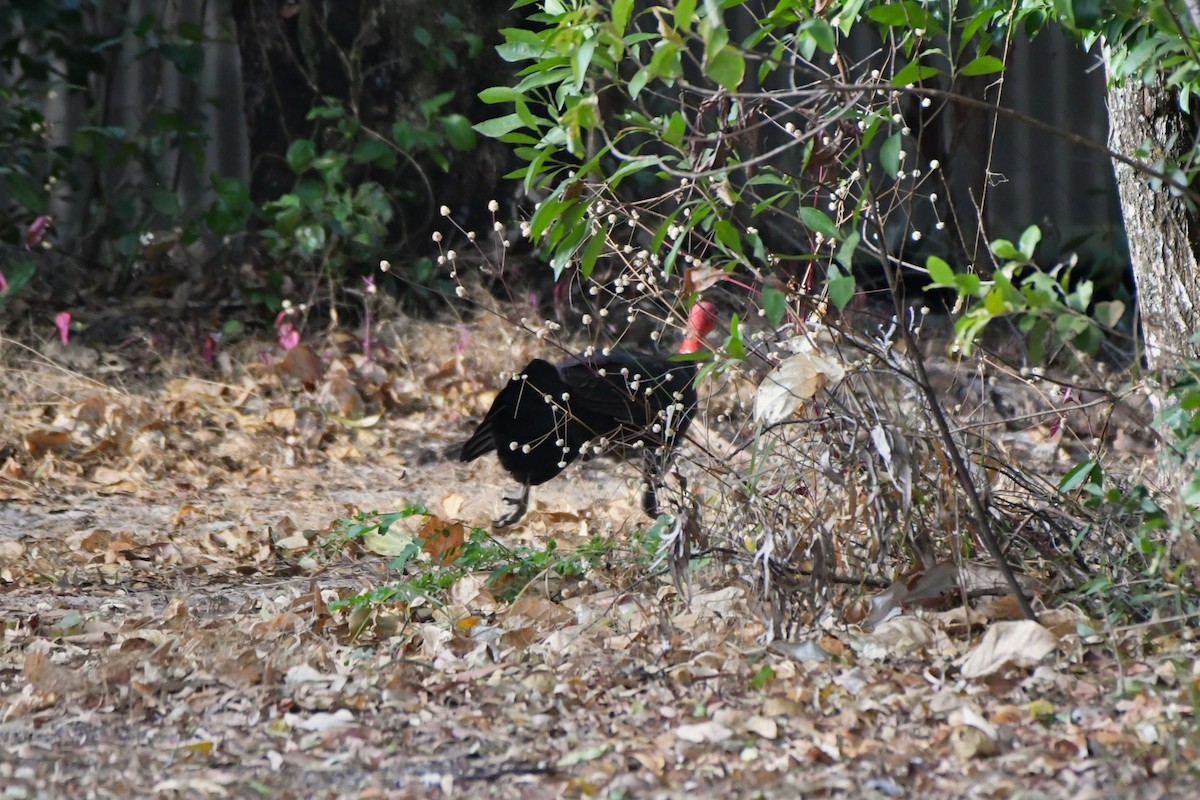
[462,358,591,486]
[558,351,698,444]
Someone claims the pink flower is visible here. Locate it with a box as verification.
[54,312,71,344]
[25,216,53,251]
[0,271,7,294]
[277,322,299,351]
[274,309,299,350]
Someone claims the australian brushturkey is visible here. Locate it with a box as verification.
[460,302,717,527]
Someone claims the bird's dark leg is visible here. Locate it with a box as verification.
[640,449,662,518]
[494,483,530,529]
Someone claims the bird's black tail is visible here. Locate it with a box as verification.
[459,426,495,462]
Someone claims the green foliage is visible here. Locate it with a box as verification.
[1052,360,1200,622]
[257,10,485,302]
[476,0,1062,323]
[260,100,396,281]
[472,0,1191,334]
[0,1,252,297]
[326,505,661,616]
[924,226,1126,360]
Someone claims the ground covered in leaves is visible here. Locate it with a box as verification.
[0,314,1196,799]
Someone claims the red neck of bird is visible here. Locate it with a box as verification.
[679,301,718,354]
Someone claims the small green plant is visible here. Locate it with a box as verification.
[260,99,396,282]
[925,225,1127,362]
[326,506,637,615]
[1054,358,1200,623]
[261,93,477,292]
[1,2,250,295]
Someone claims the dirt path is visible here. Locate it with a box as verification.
[0,330,1191,799]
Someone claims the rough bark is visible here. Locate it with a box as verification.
[1106,66,1200,369]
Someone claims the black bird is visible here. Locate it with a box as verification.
[460,302,717,527]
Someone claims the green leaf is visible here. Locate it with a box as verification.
[960,55,1005,76]
[926,255,955,287]
[835,230,859,269]
[749,664,776,690]
[550,221,589,279]
[473,114,526,138]
[557,745,609,768]
[440,114,477,151]
[892,61,940,86]
[705,45,745,92]
[286,140,317,173]
[496,28,547,62]
[1054,0,1105,31]
[351,139,394,166]
[418,91,456,124]
[579,226,607,280]
[1059,460,1099,493]
[609,156,658,188]
[664,111,687,147]
[714,219,744,256]
[798,206,840,239]
[804,19,836,54]
[827,265,856,310]
[1094,300,1125,328]
[529,195,566,242]
[628,67,650,99]
[990,238,1022,261]
[880,133,902,178]
[572,36,598,91]
[983,286,1007,315]
[2,172,45,214]
[725,314,747,360]
[611,0,634,35]
[478,86,523,104]
[1018,225,1041,259]
[954,272,983,297]
[675,0,697,31]
[0,256,36,299]
[762,286,786,326]
[867,2,932,29]
[648,39,682,81]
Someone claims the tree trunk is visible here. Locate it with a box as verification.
[1105,65,1200,370]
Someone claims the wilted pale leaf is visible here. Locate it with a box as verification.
[959,620,1058,678]
[274,532,309,551]
[743,716,778,739]
[285,709,355,732]
[442,492,465,518]
[675,721,733,743]
[361,526,415,557]
[754,351,846,424]
[284,664,331,684]
[279,344,324,388]
[950,725,998,759]
[505,595,574,628]
[164,377,225,399]
[73,396,107,428]
[766,640,829,662]
[90,467,137,490]
[556,745,609,767]
[325,374,364,418]
[265,406,296,430]
[864,617,936,657]
[683,266,727,294]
